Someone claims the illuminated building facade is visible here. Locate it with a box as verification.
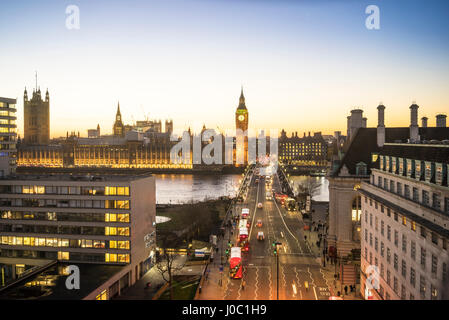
[23,87,50,145]
[0,173,156,299]
[0,97,17,176]
[235,87,249,165]
[278,130,327,166]
[360,144,449,300]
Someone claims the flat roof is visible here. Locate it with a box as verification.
[0,97,16,104]
[0,172,153,183]
[0,262,124,300]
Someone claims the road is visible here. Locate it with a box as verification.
[221,165,332,300]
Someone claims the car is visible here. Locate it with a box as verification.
[257,231,264,241]
[257,202,263,209]
[257,219,262,227]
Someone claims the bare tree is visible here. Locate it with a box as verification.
[155,232,186,300]
[296,177,322,198]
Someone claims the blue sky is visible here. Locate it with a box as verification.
[1,0,448,137]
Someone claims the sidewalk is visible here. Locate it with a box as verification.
[196,219,234,300]
[319,262,363,300]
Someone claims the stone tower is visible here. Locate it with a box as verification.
[24,85,50,145]
[113,102,125,137]
[235,87,249,165]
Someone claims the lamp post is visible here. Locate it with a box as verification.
[273,241,282,300]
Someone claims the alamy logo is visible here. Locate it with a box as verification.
[66,5,80,30]
[364,265,380,299]
[365,5,380,30]
[65,265,80,290]
[170,128,279,169]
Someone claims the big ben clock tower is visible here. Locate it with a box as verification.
[235,87,249,165]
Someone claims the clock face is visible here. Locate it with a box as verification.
[238,115,245,121]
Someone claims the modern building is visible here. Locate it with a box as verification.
[23,87,50,145]
[0,173,156,299]
[360,143,449,300]
[0,97,17,177]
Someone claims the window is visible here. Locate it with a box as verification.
[422,190,430,206]
[381,242,385,257]
[96,290,107,300]
[394,254,398,270]
[393,277,398,293]
[58,251,69,260]
[370,233,373,247]
[404,185,410,199]
[394,230,398,247]
[413,187,419,202]
[402,235,407,253]
[421,248,426,269]
[397,182,402,195]
[420,276,426,299]
[431,285,438,300]
[411,241,416,260]
[432,193,441,210]
[381,263,385,277]
[375,237,378,252]
[378,176,382,187]
[421,227,427,239]
[390,180,395,193]
[431,232,438,245]
[387,226,391,241]
[387,248,391,264]
[411,221,416,232]
[401,285,406,300]
[394,212,398,222]
[381,220,384,236]
[105,253,117,262]
[410,268,416,287]
[431,255,438,276]
[401,260,406,277]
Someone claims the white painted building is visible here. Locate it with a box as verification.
[360,144,449,300]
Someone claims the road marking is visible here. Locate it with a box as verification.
[248,177,260,242]
[312,286,318,300]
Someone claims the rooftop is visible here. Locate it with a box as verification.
[0,172,153,183]
[0,263,124,300]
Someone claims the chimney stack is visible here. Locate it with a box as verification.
[377,104,385,147]
[362,117,367,128]
[421,117,428,128]
[409,103,419,142]
[436,114,447,127]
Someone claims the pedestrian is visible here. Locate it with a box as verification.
[344,285,348,295]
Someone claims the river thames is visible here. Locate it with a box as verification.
[155,174,329,204]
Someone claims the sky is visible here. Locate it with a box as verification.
[1,0,449,137]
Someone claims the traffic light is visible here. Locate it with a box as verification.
[273,247,277,255]
[225,248,229,255]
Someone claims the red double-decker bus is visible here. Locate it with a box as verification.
[229,247,242,279]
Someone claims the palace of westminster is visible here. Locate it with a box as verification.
[16,85,328,171]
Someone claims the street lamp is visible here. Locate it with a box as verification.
[272,240,282,300]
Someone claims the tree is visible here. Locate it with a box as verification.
[155,232,186,300]
[296,176,321,198]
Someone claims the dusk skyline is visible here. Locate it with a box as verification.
[1,0,449,137]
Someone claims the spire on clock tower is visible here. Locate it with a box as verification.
[238,86,247,110]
